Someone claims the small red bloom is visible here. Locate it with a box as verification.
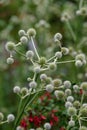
[80,89,83,95]
[20,119,27,129]
[33,116,41,127]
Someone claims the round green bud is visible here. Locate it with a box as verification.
[21,87,28,96]
[80,107,87,116]
[46,84,54,93]
[0,112,4,122]
[52,79,62,87]
[61,47,69,55]
[80,8,87,16]
[80,82,87,91]
[46,77,52,84]
[26,50,34,59]
[7,57,14,64]
[18,30,25,36]
[20,36,28,44]
[67,107,77,116]
[48,63,57,71]
[39,57,47,65]
[27,28,36,38]
[79,126,87,130]
[54,90,65,100]
[73,100,80,109]
[5,41,15,52]
[68,120,75,127]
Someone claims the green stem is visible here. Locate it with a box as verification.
[14,49,26,58]
[79,0,84,9]
[0,120,8,125]
[56,60,76,64]
[66,20,76,42]
[31,37,40,60]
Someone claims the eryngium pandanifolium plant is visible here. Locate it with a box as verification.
[0,25,87,130]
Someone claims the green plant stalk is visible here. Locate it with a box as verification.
[79,0,84,9]
[66,20,76,42]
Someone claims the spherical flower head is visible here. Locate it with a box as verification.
[80,7,87,16]
[52,79,62,87]
[27,28,36,38]
[46,84,54,93]
[20,36,28,44]
[80,107,87,116]
[68,120,75,127]
[0,112,4,122]
[29,81,37,89]
[67,96,74,102]
[76,10,81,15]
[54,33,62,41]
[34,66,41,73]
[54,90,65,100]
[61,12,71,22]
[75,60,83,67]
[64,80,71,89]
[44,122,51,130]
[13,86,21,94]
[73,100,80,109]
[40,73,47,81]
[55,51,62,59]
[18,29,26,36]
[46,77,52,84]
[5,41,15,52]
[48,62,57,71]
[73,85,79,92]
[65,89,72,96]
[39,57,47,65]
[7,114,15,123]
[16,126,24,130]
[61,47,69,55]
[79,126,87,130]
[26,50,34,59]
[7,57,14,64]
[67,107,77,116]
[80,82,87,91]
[21,87,28,96]
[65,101,73,108]
[75,54,86,65]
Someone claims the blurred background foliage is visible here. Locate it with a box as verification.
[0,0,87,129]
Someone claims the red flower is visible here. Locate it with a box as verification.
[28,113,33,122]
[20,119,27,129]
[40,115,46,121]
[80,89,83,95]
[33,116,41,127]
